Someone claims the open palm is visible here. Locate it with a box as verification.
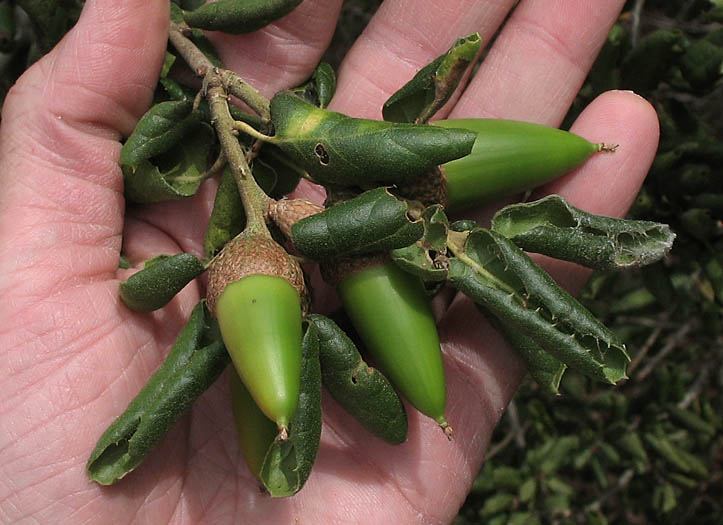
[0,1,659,522]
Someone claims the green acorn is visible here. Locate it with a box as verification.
[207,233,308,435]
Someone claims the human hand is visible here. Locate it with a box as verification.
[0,1,658,522]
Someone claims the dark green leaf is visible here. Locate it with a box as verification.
[484,310,566,396]
[291,187,424,260]
[123,122,215,203]
[120,100,200,167]
[259,320,322,497]
[307,314,408,444]
[87,302,229,485]
[383,33,481,124]
[269,91,476,187]
[447,229,628,383]
[119,253,206,312]
[491,195,675,270]
[313,62,336,108]
[203,167,245,259]
[183,0,302,34]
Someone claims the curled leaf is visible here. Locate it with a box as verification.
[291,187,424,260]
[491,195,675,270]
[383,32,481,124]
[269,91,476,187]
[87,302,229,485]
[307,314,408,444]
[390,204,450,281]
[121,119,216,204]
[259,321,322,497]
[119,253,206,312]
[447,228,628,384]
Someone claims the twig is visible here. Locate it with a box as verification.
[219,69,271,120]
[168,22,271,120]
[507,400,526,449]
[631,0,645,48]
[677,366,710,409]
[585,468,636,513]
[627,311,670,375]
[636,320,694,381]
[206,70,270,237]
[484,421,531,462]
[168,21,213,78]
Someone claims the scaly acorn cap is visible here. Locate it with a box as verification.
[268,198,324,240]
[206,233,309,314]
[396,166,448,208]
[320,252,389,288]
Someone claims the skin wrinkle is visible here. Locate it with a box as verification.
[318,418,423,522]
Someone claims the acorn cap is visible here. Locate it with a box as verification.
[397,166,448,208]
[207,233,309,314]
[268,198,324,240]
[320,252,388,288]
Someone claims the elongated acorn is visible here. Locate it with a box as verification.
[326,256,451,437]
[229,368,278,479]
[434,119,615,211]
[207,233,307,433]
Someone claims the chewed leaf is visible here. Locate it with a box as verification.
[383,33,482,124]
[269,91,476,187]
[492,195,675,270]
[307,314,408,444]
[123,123,215,203]
[482,309,566,396]
[291,187,424,260]
[260,321,322,497]
[448,228,628,384]
[391,204,450,282]
[87,302,229,485]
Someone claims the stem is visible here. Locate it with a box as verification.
[168,22,272,120]
[168,22,213,77]
[232,120,276,142]
[220,69,271,120]
[206,71,270,237]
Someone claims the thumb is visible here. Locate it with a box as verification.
[0,0,169,305]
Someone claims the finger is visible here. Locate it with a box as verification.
[450,0,625,124]
[206,0,344,97]
[437,91,659,498]
[329,0,517,118]
[532,89,660,291]
[0,0,169,308]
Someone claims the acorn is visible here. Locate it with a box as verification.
[207,233,308,433]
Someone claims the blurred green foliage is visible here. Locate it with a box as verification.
[458,1,723,523]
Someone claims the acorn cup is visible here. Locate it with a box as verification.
[207,232,309,436]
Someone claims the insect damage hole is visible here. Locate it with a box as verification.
[314,143,330,165]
